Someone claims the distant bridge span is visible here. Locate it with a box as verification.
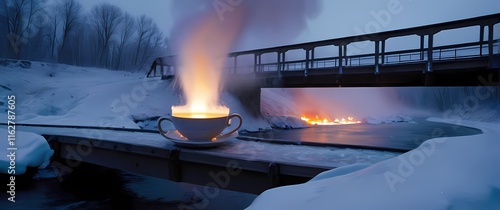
[149,13,500,87]
[147,13,500,115]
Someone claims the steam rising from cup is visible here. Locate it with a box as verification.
[168,0,322,117]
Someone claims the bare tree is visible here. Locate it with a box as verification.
[24,0,46,59]
[0,1,167,71]
[133,15,153,66]
[0,5,8,57]
[47,4,60,60]
[115,13,135,70]
[57,0,82,63]
[139,24,166,67]
[2,0,46,58]
[72,21,95,66]
[91,3,123,67]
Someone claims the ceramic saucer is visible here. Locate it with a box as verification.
[164,130,238,148]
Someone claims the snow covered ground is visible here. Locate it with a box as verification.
[0,129,53,175]
[246,119,500,210]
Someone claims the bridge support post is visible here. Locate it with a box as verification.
[277,51,282,78]
[254,54,258,73]
[305,49,310,77]
[420,35,425,61]
[426,34,434,72]
[375,41,380,74]
[488,24,494,61]
[343,45,348,66]
[311,48,315,67]
[338,44,343,74]
[258,54,262,71]
[236,86,261,117]
[381,40,386,65]
[226,77,262,117]
[480,25,485,56]
[281,51,286,78]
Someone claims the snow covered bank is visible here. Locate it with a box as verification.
[0,129,53,175]
[246,120,500,210]
[265,116,309,129]
[364,115,416,124]
[260,88,309,129]
[0,62,270,132]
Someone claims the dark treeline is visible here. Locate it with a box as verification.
[0,0,168,71]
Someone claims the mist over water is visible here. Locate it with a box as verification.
[291,88,417,119]
[265,86,500,122]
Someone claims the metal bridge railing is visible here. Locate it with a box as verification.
[236,40,498,74]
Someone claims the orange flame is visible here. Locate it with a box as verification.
[172,7,244,118]
[301,115,362,125]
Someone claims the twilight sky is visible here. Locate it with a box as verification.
[80,0,500,51]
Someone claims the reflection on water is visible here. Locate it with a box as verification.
[241,118,482,151]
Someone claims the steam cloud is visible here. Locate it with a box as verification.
[170,0,323,51]
[169,0,322,113]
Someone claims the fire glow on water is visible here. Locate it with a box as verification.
[301,115,362,125]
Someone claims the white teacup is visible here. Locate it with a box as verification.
[158,113,243,142]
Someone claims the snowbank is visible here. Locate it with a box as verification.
[261,88,309,129]
[246,120,500,210]
[0,129,53,175]
[265,116,309,129]
[261,88,300,117]
[364,115,416,124]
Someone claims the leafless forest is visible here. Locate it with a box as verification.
[0,0,168,71]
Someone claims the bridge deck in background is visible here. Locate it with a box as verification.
[7,124,400,194]
[149,13,500,88]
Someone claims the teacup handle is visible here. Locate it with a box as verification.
[219,113,243,139]
[157,117,173,139]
